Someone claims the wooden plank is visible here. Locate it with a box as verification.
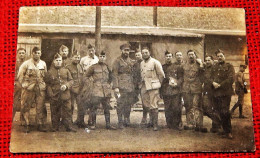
[18,36,41,44]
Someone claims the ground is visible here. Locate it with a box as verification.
[10,93,255,153]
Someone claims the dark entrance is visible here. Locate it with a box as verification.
[41,39,73,69]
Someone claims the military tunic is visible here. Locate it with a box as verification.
[66,63,84,121]
[161,62,183,128]
[182,60,203,128]
[85,62,113,126]
[45,66,74,130]
[112,56,135,125]
[17,58,47,126]
[211,61,235,134]
[231,71,246,116]
[13,59,25,121]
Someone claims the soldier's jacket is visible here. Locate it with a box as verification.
[86,62,112,97]
[112,56,135,92]
[202,65,214,95]
[235,71,245,92]
[66,63,84,94]
[211,61,235,97]
[45,67,73,100]
[182,61,203,94]
[15,59,25,89]
[140,57,165,91]
[17,58,47,91]
[161,62,183,96]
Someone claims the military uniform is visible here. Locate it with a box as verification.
[45,66,74,131]
[112,56,136,127]
[182,61,203,129]
[161,62,183,129]
[140,57,165,130]
[85,62,115,129]
[17,58,47,130]
[13,59,25,122]
[66,63,84,124]
[231,70,246,117]
[211,61,235,134]
[202,64,221,132]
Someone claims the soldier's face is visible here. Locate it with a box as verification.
[60,48,69,58]
[205,57,213,67]
[88,48,95,58]
[141,49,150,60]
[54,58,63,67]
[18,50,26,60]
[135,52,142,61]
[98,55,106,63]
[216,53,225,63]
[188,52,196,60]
[165,53,173,63]
[122,48,130,57]
[175,52,183,62]
[32,50,41,61]
[72,55,80,64]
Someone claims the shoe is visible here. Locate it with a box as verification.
[218,131,226,135]
[24,125,30,133]
[226,133,233,139]
[89,125,96,130]
[184,125,194,130]
[200,127,208,133]
[77,122,88,128]
[210,128,219,133]
[140,118,147,125]
[38,125,47,132]
[66,127,77,132]
[50,127,59,132]
[195,127,200,132]
[239,115,247,119]
[118,123,124,129]
[106,125,117,130]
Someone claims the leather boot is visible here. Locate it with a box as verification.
[89,112,96,130]
[117,113,124,129]
[38,124,47,132]
[152,109,159,131]
[105,114,116,130]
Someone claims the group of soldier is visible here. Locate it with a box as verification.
[13,43,248,140]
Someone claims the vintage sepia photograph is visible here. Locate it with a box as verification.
[10,6,255,153]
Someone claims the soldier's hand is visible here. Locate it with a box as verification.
[60,85,67,91]
[114,88,120,94]
[212,82,220,89]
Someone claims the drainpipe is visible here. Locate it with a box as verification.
[153,7,158,27]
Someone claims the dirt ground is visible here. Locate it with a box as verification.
[10,93,255,153]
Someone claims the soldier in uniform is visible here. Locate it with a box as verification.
[140,47,165,131]
[77,44,99,126]
[202,55,221,133]
[133,51,148,126]
[17,47,47,133]
[211,49,235,139]
[59,45,72,67]
[85,51,116,130]
[231,64,247,118]
[45,53,76,132]
[112,43,136,129]
[182,50,207,132]
[65,50,85,128]
[13,48,26,122]
[161,50,183,130]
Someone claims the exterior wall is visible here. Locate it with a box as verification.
[205,35,249,82]
[19,7,245,32]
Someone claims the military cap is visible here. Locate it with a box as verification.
[120,43,131,50]
[100,50,106,56]
[53,53,62,60]
[87,44,95,49]
[72,49,80,56]
[164,50,172,56]
[32,47,40,53]
[215,49,225,56]
[240,64,247,69]
[59,45,68,52]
